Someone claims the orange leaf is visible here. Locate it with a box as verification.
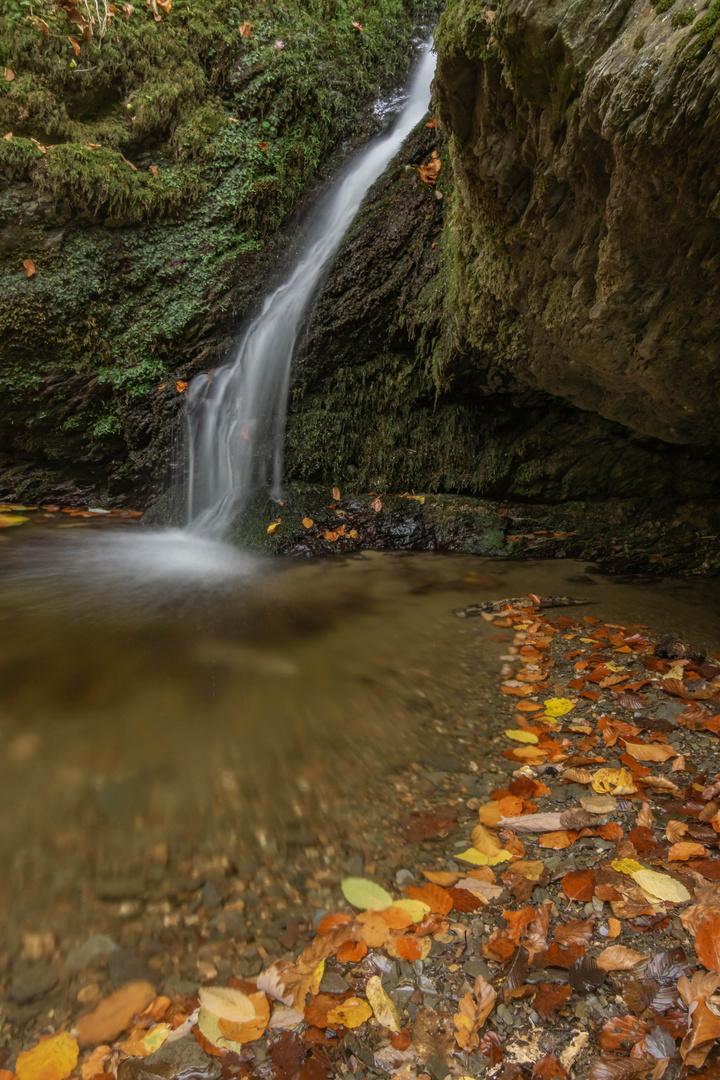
[533,983,571,1019]
[390,1030,411,1050]
[371,497,382,512]
[695,910,720,971]
[595,822,623,841]
[502,906,536,944]
[453,975,497,1051]
[407,883,453,915]
[394,935,423,961]
[239,20,251,36]
[539,830,574,849]
[322,531,338,542]
[175,380,188,392]
[332,487,341,501]
[668,841,707,861]
[351,20,363,30]
[336,939,367,963]
[316,913,353,935]
[379,906,413,929]
[606,917,621,939]
[23,259,35,278]
[302,517,314,529]
[516,700,543,712]
[623,741,676,763]
[3,67,15,82]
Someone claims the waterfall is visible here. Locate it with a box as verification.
[185,43,437,537]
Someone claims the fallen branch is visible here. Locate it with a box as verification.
[454,595,591,618]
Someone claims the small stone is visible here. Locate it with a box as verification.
[463,959,490,979]
[117,1032,221,1079]
[77,983,100,1004]
[426,1054,450,1080]
[9,965,59,1003]
[319,971,350,994]
[395,868,415,887]
[108,949,155,990]
[201,882,222,909]
[65,934,119,972]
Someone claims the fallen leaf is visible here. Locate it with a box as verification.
[596,945,648,971]
[623,742,677,763]
[407,883,453,915]
[453,975,497,1051]
[533,983,572,1019]
[543,697,575,717]
[302,517,313,529]
[562,869,596,902]
[351,21,363,31]
[569,955,605,993]
[175,380,187,392]
[371,497,382,512]
[631,869,690,903]
[239,20,251,36]
[68,36,81,56]
[15,1034,78,1080]
[75,982,156,1046]
[267,521,281,534]
[23,259,35,278]
[668,841,707,861]
[533,1055,569,1080]
[341,877,393,911]
[695,910,720,971]
[505,729,539,744]
[325,997,371,1029]
[592,768,637,796]
[4,67,14,82]
[366,975,400,1031]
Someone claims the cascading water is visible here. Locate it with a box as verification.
[185,43,437,537]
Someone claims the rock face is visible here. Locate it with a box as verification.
[285,0,720,512]
[433,0,720,446]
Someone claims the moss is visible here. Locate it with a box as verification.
[633,33,647,49]
[672,5,697,26]
[434,0,495,63]
[653,0,676,12]
[677,0,720,55]
[0,136,44,182]
[541,275,577,328]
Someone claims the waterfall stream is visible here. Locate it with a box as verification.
[185,44,437,537]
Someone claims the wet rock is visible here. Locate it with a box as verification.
[96,876,146,901]
[117,1033,222,1079]
[319,971,350,994]
[9,965,59,1003]
[200,882,222,910]
[108,950,156,990]
[64,934,119,972]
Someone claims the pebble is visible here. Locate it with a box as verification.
[117,1032,222,1079]
[319,971,350,993]
[64,934,119,972]
[9,965,59,1004]
[108,949,156,990]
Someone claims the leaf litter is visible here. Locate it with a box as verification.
[6,598,720,1077]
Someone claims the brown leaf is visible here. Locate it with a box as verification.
[4,67,15,82]
[68,36,81,56]
[239,20,251,36]
[562,869,596,902]
[695,910,720,972]
[568,954,605,992]
[599,1015,650,1052]
[553,916,595,947]
[407,883,453,915]
[371,496,382,512]
[588,1055,649,1079]
[412,1006,455,1063]
[453,975,497,1051]
[596,945,648,971]
[403,807,458,842]
[532,1056,569,1080]
[533,983,572,1019]
[331,487,341,501]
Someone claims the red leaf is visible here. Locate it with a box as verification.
[532,1055,569,1079]
[599,1015,650,1052]
[533,983,572,1019]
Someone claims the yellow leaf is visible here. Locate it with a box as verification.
[365,975,400,1031]
[266,521,280,534]
[631,869,691,904]
[504,729,539,744]
[117,1023,171,1057]
[457,848,510,866]
[332,487,341,501]
[326,997,372,1029]
[592,768,637,795]
[612,858,645,876]
[198,987,256,1023]
[471,823,502,857]
[393,899,430,922]
[0,513,29,528]
[302,517,313,528]
[542,697,575,717]
[16,1033,79,1080]
[341,877,393,910]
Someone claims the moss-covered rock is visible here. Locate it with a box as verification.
[0,0,439,502]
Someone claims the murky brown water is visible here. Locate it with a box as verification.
[1,522,719,948]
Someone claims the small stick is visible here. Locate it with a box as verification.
[454,595,592,618]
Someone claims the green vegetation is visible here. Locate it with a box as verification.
[676,0,720,56]
[0,0,439,496]
[672,5,697,26]
[653,0,676,13]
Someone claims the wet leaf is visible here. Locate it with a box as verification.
[75,981,156,1046]
[533,983,572,1019]
[340,877,392,911]
[562,868,596,902]
[668,841,707,861]
[267,521,281,534]
[592,768,637,795]
[596,945,648,971]
[543,697,575,717]
[553,916,595,946]
[588,1054,648,1078]
[365,975,400,1031]
[336,939,367,963]
[407,883,453,915]
[23,259,35,278]
[322,530,338,541]
[631,869,690,903]
[505,729,539,744]
[15,1033,79,1080]
[568,954,605,993]
[453,974,497,1050]
[371,496,382,512]
[623,742,677,763]
[695,910,720,971]
[326,997,371,1029]
[413,1006,455,1062]
[599,1015,650,1052]
[532,1055,569,1080]
[404,807,458,842]
[175,380,187,392]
